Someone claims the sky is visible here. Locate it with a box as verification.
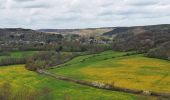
[0,0,170,29]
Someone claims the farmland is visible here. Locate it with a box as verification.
[0,65,154,100]
[0,2,170,99]
[0,50,169,99]
[49,51,170,93]
[0,51,37,59]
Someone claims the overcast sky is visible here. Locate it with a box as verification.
[0,0,170,29]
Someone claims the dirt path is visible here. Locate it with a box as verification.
[37,69,170,99]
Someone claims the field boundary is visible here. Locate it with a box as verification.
[48,52,141,69]
[37,69,170,99]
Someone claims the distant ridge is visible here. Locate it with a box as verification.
[102,24,170,60]
[37,27,113,36]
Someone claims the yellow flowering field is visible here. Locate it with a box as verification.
[1,64,151,100]
[49,51,170,93]
[80,56,170,92]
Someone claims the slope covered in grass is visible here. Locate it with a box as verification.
[0,64,153,100]
[49,51,170,93]
[0,51,37,59]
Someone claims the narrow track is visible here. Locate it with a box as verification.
[37,69,170,99]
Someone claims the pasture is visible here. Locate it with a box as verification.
[0,64,153,100]
[0,51,37,59]
[49,51,170,93]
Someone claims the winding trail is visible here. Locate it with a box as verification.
[37,69,170,99]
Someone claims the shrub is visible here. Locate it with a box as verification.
[25,51,76,71]
[0,82,53,100]
[168,57,170,61]
[0,82,12,100]
[0,51,10,56]
[0,57,26,66]
[147,42,170,60]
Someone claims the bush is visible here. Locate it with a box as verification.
[0,82,53,100]
[0,82,12,100]
[0,51,10,56]
[147,42,170,60]
[0,57,26,66]
[25,51,76,71]
[168,57,170,61]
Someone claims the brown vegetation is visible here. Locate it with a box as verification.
[103,24,170,59]
[147,41,170,60]
[0,82,53,100]
[0,57,26,66]
[25,51,76,71]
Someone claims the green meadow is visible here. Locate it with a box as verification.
[0,65,155,100]
[49,51,170,93]
[0,50,169,100]
[0,51,37,59]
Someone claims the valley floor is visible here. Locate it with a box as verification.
[0,50,170,100]
[48,51,170,93]
[0,65,155,100]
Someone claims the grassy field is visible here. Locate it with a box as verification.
[49,51,170,93]
[0,51,37,59]
[0,64,155,100]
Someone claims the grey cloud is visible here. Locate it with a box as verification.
[0,5,4,9]
[0,0,169,29]
[5,0,51,9]
[99,11,113,16]
[52,15,80,22]
[124,0,159,6]
[23,4,50,8]
[14,0,34,2]
[8,3,50,9]
[0,0,5,9]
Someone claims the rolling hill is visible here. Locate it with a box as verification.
[38,28,113,37]
[103,24,170,59]
[0,28,62,42]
